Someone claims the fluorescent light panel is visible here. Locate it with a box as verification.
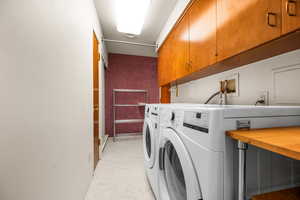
[115,0,150,35]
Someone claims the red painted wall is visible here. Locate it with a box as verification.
[105,53,159,136]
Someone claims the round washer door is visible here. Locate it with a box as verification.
[158,128,202,200]
[143,118,156,169]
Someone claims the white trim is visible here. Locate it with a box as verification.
[101,134,109,152]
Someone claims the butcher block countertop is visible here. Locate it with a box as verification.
[251,186,300,200]
[226,126,300,161]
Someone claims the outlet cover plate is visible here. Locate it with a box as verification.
[259,91,269,105]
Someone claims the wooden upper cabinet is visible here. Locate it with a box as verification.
[282,0,300,34]
[189,0,217,72]
[173,15,190,80]
[158,0,300,86]
[217,0,282,61]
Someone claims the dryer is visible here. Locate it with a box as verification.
[157,105,300,200]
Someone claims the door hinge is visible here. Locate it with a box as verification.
[98,53,101,61]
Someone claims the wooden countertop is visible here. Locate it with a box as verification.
[251,186,300,200]
[226,126,300,160]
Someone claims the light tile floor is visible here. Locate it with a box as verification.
[85,136,155,200]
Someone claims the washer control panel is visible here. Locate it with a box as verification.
[183,111,209,134]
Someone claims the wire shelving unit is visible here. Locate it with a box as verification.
[113,89,148,141]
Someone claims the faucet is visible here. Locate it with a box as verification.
[219,80,228,105]
[204,80,228,105]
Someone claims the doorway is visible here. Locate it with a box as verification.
[93,31,101,170]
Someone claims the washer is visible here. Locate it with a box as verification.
[157,105,300,200]
[143,103,200,198]
[143,104,160,198]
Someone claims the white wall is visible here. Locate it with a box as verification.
[0,0,106,200]
[156,0,192,49]
[171,49,300,105]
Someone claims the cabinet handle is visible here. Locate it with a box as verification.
[185,62,192,71]
[189,61,192,71]
[287,0,297,16]
[185,63,189,71]
[267,12,277,27]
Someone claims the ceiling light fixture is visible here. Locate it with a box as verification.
[124,33,136,39]
[115,0,151,35]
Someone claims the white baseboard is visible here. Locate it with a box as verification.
[101,134,109,152]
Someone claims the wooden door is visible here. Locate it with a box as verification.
[217,0,282,61]
[93,32,100,170]
[189,0,217,72]
[160,84,171,103]
[173,15,190,80]
[282,0,300,34]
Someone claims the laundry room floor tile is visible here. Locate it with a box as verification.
[85,136,155,200]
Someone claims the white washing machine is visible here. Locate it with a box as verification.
[143,104,161,198]
[157,105,300,200]
[143,103,200,198]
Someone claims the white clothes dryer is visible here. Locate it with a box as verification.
[157,105,300,200]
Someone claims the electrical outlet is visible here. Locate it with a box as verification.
[258,91,269,105]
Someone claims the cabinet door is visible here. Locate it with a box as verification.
[217,0,282,61]
[158,34,176,86]
[282,0,300,34]
[189,0,217,72]
[158,44,167,86]
[173,15,190,80]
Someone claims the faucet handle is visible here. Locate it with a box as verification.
[220,80,229,93]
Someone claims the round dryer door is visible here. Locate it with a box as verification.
[158,128,202,200]
[143,119,156,169]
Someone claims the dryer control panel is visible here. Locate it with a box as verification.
[183,111,209,134]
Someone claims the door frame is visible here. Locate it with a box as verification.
[93,31,101,170]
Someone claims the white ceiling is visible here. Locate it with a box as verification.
[94,0,178,57]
